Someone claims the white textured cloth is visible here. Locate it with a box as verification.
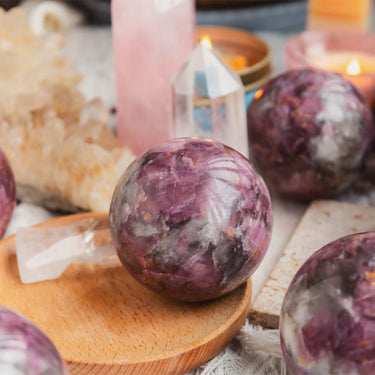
[188,321,288,375]
[4,203,57,238]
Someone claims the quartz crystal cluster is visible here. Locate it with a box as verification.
[110,138,273,301]
[0,8,135,212]
[247,69,374,200]
[0,148,15,237]
[280,232,375,375]
[0,305,68,374]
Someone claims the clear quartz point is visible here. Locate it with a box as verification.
[172,43,249,157]
[15,216,118,284]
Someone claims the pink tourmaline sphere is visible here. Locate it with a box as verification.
[280,233,375,375]
[0,148,16,237]
[110,138,273,301]
[0,306,68,374]
[247,69,375,200]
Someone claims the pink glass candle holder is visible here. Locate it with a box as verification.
[286,31,375,108]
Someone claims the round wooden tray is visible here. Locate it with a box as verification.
[0,212,252,375]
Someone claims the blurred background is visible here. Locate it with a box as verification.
[0,0,308,31]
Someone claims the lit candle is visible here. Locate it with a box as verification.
[196,26,271,109]
[308,51,375,107]
[345,58,375,107]
[214,49,248,73]
[200,34,248,72]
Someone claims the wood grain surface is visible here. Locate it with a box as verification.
[0,212,252,375]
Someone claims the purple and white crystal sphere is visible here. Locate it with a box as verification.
[110,138,273,301]
[247,69,374,200]
[0,306,68,374]
[280,232,375,375]
[0,148,16,237]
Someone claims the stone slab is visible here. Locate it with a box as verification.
[250,199,375,328]
[250,197,306,303]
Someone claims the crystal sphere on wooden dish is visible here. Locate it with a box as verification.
[0,148,16,237]
[0,306,68,374]
[247,68,375,200]
[109,137,273,302]
[280,232,375,375]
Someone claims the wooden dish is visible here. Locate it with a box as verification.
[0,212,252,375]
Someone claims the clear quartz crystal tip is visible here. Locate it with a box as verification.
[172,44,249,157]
[15,215,118,284]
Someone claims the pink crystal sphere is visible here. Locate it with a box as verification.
[0,148,16,237]
[0,306,68,374]
[247,69,375,200]
[280,233,375,375]
[110,138,273,301]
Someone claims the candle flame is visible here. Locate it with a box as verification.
[346,59,361,76]
[254,89,264,100]
[200,35,212,50]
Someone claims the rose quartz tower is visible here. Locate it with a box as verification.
[112,0,195,155]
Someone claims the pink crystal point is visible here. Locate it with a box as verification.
[0,148,16,237]
[111,0,195,155]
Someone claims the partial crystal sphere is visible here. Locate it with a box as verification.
[110,138,273,301]
[0,148,16,237]
[247,68,374,200]
[280,232,375,375]
[0,306,68,374]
